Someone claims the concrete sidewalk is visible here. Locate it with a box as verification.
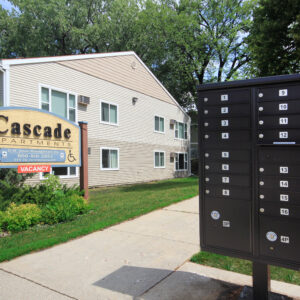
[0,196,299,300]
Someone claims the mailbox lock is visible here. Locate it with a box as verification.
[260,194,265,199]
[260,208,265,213]
[204,110,208,114]
[205,165,210,170]
[259,134,264,139]
[205,178,210,182]
[204,122,209,127]
[204,97,208,102]
[205,153,209,157]
[205,189,210,194]
[259,168,264,173]
[259,107,264,112]
[259,120,264,125]
[259,93,263,98]
[260,181,265,186]
[204,134,209,139]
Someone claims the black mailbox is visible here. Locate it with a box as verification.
[198,74,300,270]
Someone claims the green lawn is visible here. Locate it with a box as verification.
[191,251,300,286]
[0,176,198,262]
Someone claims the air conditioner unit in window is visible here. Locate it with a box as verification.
[170,119,176,125]
[170,152,176,158]
[78,95,90,105]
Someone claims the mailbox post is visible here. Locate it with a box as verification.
[197,74,300,299]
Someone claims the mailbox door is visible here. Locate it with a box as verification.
[204,149,250,162]
[202,104,250,117]
[257,84,300,102]
[203,117,250,130]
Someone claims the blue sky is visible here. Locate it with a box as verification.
[0,0,14,11]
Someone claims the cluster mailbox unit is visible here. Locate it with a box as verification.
[198,74,300,277]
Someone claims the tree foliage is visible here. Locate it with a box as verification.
[248,0,300,76]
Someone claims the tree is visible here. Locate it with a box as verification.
[248,0,300,76]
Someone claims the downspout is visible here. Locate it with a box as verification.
[0,62,9,106]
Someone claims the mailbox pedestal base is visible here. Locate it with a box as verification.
[238,286,292,300]
[253,262,270,300]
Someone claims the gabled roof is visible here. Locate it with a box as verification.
[0,51,189,118]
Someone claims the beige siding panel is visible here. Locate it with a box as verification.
[57,55,174,105]
[0,72,3,106]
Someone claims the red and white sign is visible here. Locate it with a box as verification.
[18,165,51,174]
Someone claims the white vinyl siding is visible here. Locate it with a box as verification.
[0,72,3,106]
[154,151,165,168]
[154,116,165,133]
[175,153,188,171]
[100,101,118,125]
[100,147,119,170]
[175,121,187,139]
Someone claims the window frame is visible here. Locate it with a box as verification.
[175,121,188,140]
[154,150,166,168]
[100,100,119,126]
[154,115,165,134]
[100,147,120,171]
[175,152,188,171]
[39,84,78,179]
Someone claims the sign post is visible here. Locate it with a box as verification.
[79,122,88,199]
[197,74,300,299]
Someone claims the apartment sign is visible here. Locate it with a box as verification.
[0,107,81,168]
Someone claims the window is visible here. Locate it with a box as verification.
[175,153,188,171]
[154,151,165,168]
[40,85,77,178]
[154,116,165,133]
[175,121,187,139]
[101,147,119,170]
[100,101,118,125]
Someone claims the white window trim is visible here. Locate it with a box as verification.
[100,100,119,126]
[154,150,166,168]
[174,152,188,171]
[174,121,188,140]
[39,83,78,123]
[100,147,120,171]
[154,115,165,134]
[40,167,79,180]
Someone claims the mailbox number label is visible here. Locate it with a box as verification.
[279,89,288,97]
[280,208,289,216]
[279,132,288,139]
[280,167,289,174]
[221,107,228,114]
[222,132,229,139]
[222,152,229,158]
[279,103,288,111]
[222,177,230,183]
[221,120,229,126]
[280,180,289,188]
[279,117,288,125]
[222,189,230,196]
[281,236,290,244]
[221,94,228,101]
[280,194,289,202]
[222,164,229,171]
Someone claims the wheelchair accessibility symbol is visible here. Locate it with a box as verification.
[67,150,76,162]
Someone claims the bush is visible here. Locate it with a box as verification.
[42,191,88,225]
[1,203,42,233]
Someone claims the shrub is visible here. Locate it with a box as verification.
[42,191,88,225]
[1,203,42,233]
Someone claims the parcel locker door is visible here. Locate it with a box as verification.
[204,149,250,162]
[258,115,300,129]
[259,188,300,206]
[257,84,300,102]
[259,147,300,164]
[202,104,250,117]
[203,117,250,130]
[204,197,251,253]
[200,88,251,106]
[258,100,300,115]
[259,216,300,264]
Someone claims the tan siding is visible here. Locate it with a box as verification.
[0,72,3,106]
[57,55,175,105]
[9,62,190,187]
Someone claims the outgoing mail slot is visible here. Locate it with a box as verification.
[257,129,300,144]
[259,201,300,219]
[257,84,300,102]
[204,130,250,146]
[201,89,251,106]
[259,188,300,206]
[204,149,250,162]
[259,147,300,163]
[204,161,250,174]
[203,104,250,117]
[259,176,300,192]
[258,163,300,177]
[205,185,251,201]
[204,197,251,253]
[203,117,250,130]
[205,174,250,187]
[258,100,300,115]
[258,115,300,129]
[259,216,300,264]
